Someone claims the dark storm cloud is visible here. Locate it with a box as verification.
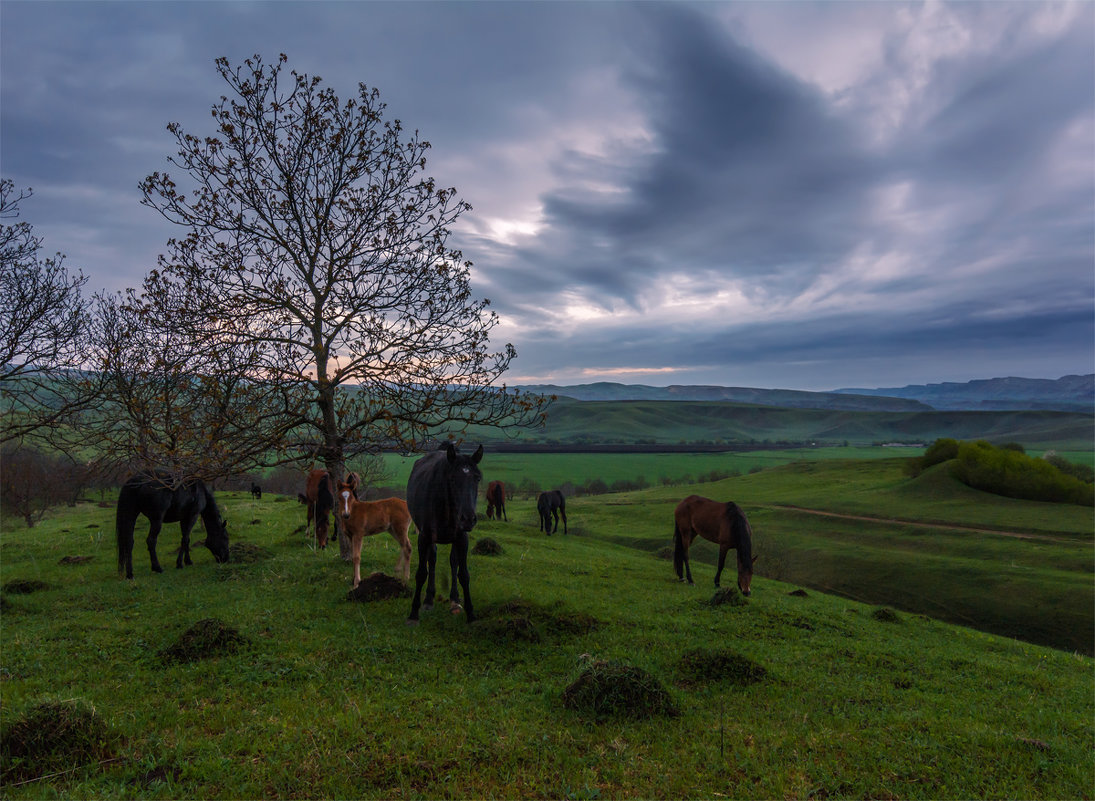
[2,1,1091,390]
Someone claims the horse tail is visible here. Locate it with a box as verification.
[672,522,685,578]
[116,482,136,575]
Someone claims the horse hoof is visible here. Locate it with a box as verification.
[422,602,434,613]
[450,602,463,615]
[405,618,419,626]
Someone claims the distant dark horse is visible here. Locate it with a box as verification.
[116,474,230,579]
[485,480,507,521]
[537,490,567,535]
[250,483,262,500]
[406,443,484,624]
[673,494,757,595]
[299,469,336,548]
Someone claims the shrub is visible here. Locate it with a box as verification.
[907,438,960,476]
[952,441,1093,506]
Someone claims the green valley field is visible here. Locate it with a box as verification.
[1,449,1092,799]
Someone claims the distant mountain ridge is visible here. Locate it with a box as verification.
[518,375,1093,413]
[832,374,1094,412]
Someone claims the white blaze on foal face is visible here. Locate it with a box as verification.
[341,489,353,518]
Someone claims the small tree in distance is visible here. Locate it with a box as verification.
[139,54,545,557]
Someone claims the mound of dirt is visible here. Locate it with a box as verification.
[59,555,94,565]
[677,649,768,687]
[227,542,273,563]
[872,607,902,623]
[471,537,504,556]
[788,588,809,597]
[2,579,49,595]
[347,572,410,602]
[708,587,748,607]
[159,618,250,664]
[0,698,115,782]
[562,659,679,720]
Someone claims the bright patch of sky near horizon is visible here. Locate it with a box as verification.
[1,1,1091,391]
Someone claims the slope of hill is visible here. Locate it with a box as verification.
[518,382,929,411]
[498,398,1093,450]
[833,374,1094,412]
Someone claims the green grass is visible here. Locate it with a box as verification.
[1,476,1092,799]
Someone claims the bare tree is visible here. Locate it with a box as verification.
[0,445,69,527]
[0,180,97,444]
[138,54,545,557]
[84,268,297,484]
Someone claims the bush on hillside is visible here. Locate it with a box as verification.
[1044,452,1095,484]
[907,438,1093,506]
[952,441,1093,506]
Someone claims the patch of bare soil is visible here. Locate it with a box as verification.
[228,542,273,563]
[347,572,410,602]
[59,555,94,565]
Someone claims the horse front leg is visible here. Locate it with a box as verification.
[714,545,730,588]
[177,515,196,568]
[452,533,473,622]
[407,535,433,624]
[146,518,164,573]
[351,533,364,588]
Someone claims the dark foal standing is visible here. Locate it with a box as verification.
[672,494,757,595]
[537,489,567,535]
[300,469,336,548]
[406,443,484,624]
[116,474,230,579]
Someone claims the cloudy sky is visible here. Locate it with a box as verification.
[2,1,1092,391]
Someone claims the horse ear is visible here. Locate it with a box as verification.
[444,442,457,463]
[752,555,759,565]
[472,444,484,464]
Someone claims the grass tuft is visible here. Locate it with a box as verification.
[158,618,250,664]
[871,607,902,623]
[676,648,768,687]
[0,697,116,782]
[471,537,504,556]
[227,541,273,563]
[562,658,680,720]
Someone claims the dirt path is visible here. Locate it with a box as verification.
[761,504,1081,544]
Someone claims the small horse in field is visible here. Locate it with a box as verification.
[300,469,336,548]
[485,480,507,521]
[537,489,567,535]
[116,474,230,579]
[336,479,413,588]
[250,483,262,500]
[406,443,484,624]
[673,494,757,595]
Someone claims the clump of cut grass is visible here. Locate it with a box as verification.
[0,697,116,782]
[159,618,249,664]
[347,573,409,603]
[872,607,902,623]
[472,537,504,556]
[708,587,747,607]
[677,648,767,687]
[562,658,679,720]
[2,579,49,595]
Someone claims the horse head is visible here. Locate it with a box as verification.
[737,554,758,596]
[444,443,484,531]
[337,480,357,519]
[204,517,231,563]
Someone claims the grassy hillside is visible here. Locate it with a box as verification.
[1,480,1091,798]
[500,398,1094,449]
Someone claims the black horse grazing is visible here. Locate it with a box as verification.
[485,480,507,521]
[537,490,567,535]
[116,474,230,579]
[673,494,757,595]
[250,483,262,500]
[406,443,484,624]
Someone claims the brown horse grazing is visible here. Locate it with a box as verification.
[485,480,507,521]
[337,480,413,588]
[301,470,336,548]
[673,494,758,595]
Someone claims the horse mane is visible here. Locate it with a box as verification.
[726,502,753,563]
